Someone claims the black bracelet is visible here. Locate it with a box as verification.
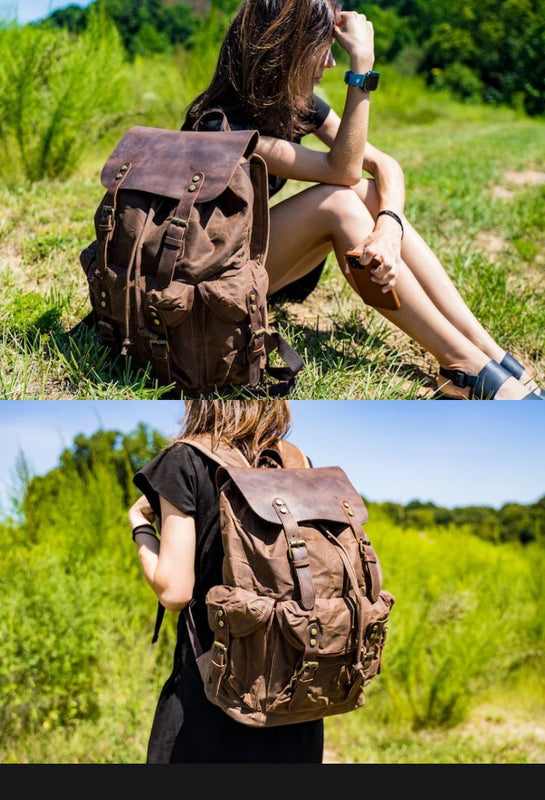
[132,524,159,542]
[377,209,404,238]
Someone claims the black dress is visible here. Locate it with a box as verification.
[133,443,324,764]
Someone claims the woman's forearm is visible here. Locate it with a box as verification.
[326,81,372,183]
[364,146,406,217]
[326,11,376,183]
[134,534,161,592]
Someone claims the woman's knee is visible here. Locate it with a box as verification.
[315,183,374,227]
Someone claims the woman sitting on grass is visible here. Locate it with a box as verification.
[183,0,543,400]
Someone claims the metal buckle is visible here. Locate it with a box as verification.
[288,539,307,561]
[366,622,383,646]
[248,327,266,347]
[149,339,168,358]
[362,646,378,664]
[359,538,371,555]
[297,660,319,682]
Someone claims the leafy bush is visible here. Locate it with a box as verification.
[0,547,102,735]
[0,6,127,183]
[363,512,544,730]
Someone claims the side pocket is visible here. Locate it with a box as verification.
[361,590,395,684]
[204,586,275,713]
[79,241,97,276]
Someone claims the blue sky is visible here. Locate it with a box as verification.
[1,400,543,512]
[2,0,90,24]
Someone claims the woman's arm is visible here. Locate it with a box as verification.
[256,11,375,187]
[316,106,405,288]
[129,495,196,613]
[315,107,406,217]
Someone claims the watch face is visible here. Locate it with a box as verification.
[365,72,380,91]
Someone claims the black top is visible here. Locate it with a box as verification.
[133,442,324,764]
[181,93,331,199]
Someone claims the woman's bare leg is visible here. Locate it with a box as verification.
[267,183,532,399]
[355,178,538,389]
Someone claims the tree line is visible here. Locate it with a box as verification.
[10,424,545,549]
[38,0,544,116]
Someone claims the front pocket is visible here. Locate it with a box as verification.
[143,278,195,329]
[276,597,358,657]
[198,260,267,324]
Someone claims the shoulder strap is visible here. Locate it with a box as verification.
[274,439,311,469]
[151,434,249,646]
[179,434,252,469]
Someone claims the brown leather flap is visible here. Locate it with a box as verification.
[219,466,368,527]
[100,125,259,202]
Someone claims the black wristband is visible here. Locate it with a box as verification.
[132,524,159,542]
[377,209,404,238]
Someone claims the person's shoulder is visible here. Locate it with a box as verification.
[144,441,198,471]
[311,93,331,126]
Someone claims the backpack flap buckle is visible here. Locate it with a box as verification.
[287,539,308,562]
[296,660,319,683]
[248,327,267,348]
[149,338,168,354]
[149,338,171,384]
[97,319,116,345]
[207,640,229,697]
[98,204,115,234]
[212,640,228,662]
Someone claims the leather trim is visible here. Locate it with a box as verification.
[101,126,259,202]
[222,466,368,526]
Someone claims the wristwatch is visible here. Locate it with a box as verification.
[344,70,380,91]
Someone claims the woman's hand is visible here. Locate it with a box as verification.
[333,11,375,72]
[353,220,403,292]
[128,494,156,530]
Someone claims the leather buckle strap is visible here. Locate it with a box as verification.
[439,360,511,399]
[97,319,117,345]
[155,173,204,289]
[149,338,171,384]
[273,498,315,611]
[96,162,132,272]
[288,539,307,561]
[247,293,266,385]
[296,660,319,682]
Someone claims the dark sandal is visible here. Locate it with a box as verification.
[438,360,544,400]
[500,353,545,399]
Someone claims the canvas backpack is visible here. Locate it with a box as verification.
[177,434,395,728]
[77,113,303,397]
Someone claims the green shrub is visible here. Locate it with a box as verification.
[0,548,102,735]
[0,6,127,183]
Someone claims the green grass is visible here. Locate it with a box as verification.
[1,58,544,398]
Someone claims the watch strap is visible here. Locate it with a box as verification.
[344,70,380,91]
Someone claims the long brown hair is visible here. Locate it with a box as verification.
[174,400,292,464]
[185,0,341,139]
